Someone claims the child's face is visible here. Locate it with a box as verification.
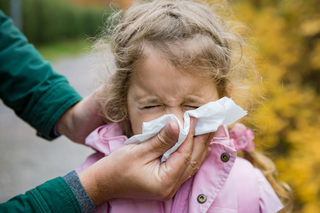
[127,51,219,135]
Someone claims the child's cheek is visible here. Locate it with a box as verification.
[130,111,166,135]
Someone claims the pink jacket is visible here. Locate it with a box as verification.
[76,124,283,213]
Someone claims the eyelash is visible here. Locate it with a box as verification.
[143,105,160,109]
[185,105,199,109]
[143,105,199,109]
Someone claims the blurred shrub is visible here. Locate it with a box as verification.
[230,0,320,212]
[0,0,10,15]
[0,0,108,44]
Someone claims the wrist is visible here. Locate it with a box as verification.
[78,158,114,206]
[56,105,74,136]
[63,171,97,213]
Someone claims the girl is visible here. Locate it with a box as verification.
[77,0,292,212]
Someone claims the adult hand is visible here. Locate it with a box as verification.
[78,117,215,206]
[56,87,106,144]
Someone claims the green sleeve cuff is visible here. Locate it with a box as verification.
[29,177,82,213]
[0,10,82,141]
[0,177,81,213]
[25,81,82,140]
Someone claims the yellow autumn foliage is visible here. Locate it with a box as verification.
[213,0,320,212]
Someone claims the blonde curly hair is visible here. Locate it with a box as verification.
[93,0,292,210]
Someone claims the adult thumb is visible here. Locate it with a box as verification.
[140,121,180,159]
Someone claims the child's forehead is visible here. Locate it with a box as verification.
[128,51,218,104]
[132,50,204,82]
[134,46,211,77]
[136,37,220,74]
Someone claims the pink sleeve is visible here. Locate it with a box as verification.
[254,168,284,213]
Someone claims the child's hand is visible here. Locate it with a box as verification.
[78,117,214,206]
[56,87,106,144]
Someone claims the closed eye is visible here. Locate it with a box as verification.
[184,105,199,109]
[143,105,161,109]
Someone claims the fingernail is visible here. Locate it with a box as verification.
[166,123,174,137]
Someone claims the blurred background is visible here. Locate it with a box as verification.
[0,0,320,212]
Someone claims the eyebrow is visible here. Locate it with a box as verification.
[135,96,205,106]
[135,97,162,105]
[183,96,205,104]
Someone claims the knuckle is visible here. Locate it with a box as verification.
[189,160,200,176]
[156,132,169,149]
[184,155,192,166]
[190,160,199,169]
[195,134,208,144]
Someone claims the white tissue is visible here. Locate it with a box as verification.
[125,97,247,162]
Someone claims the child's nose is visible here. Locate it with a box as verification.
[166,108,185,128]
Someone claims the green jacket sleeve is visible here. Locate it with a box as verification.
[0,177,81,213]
[0,10,82,140]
